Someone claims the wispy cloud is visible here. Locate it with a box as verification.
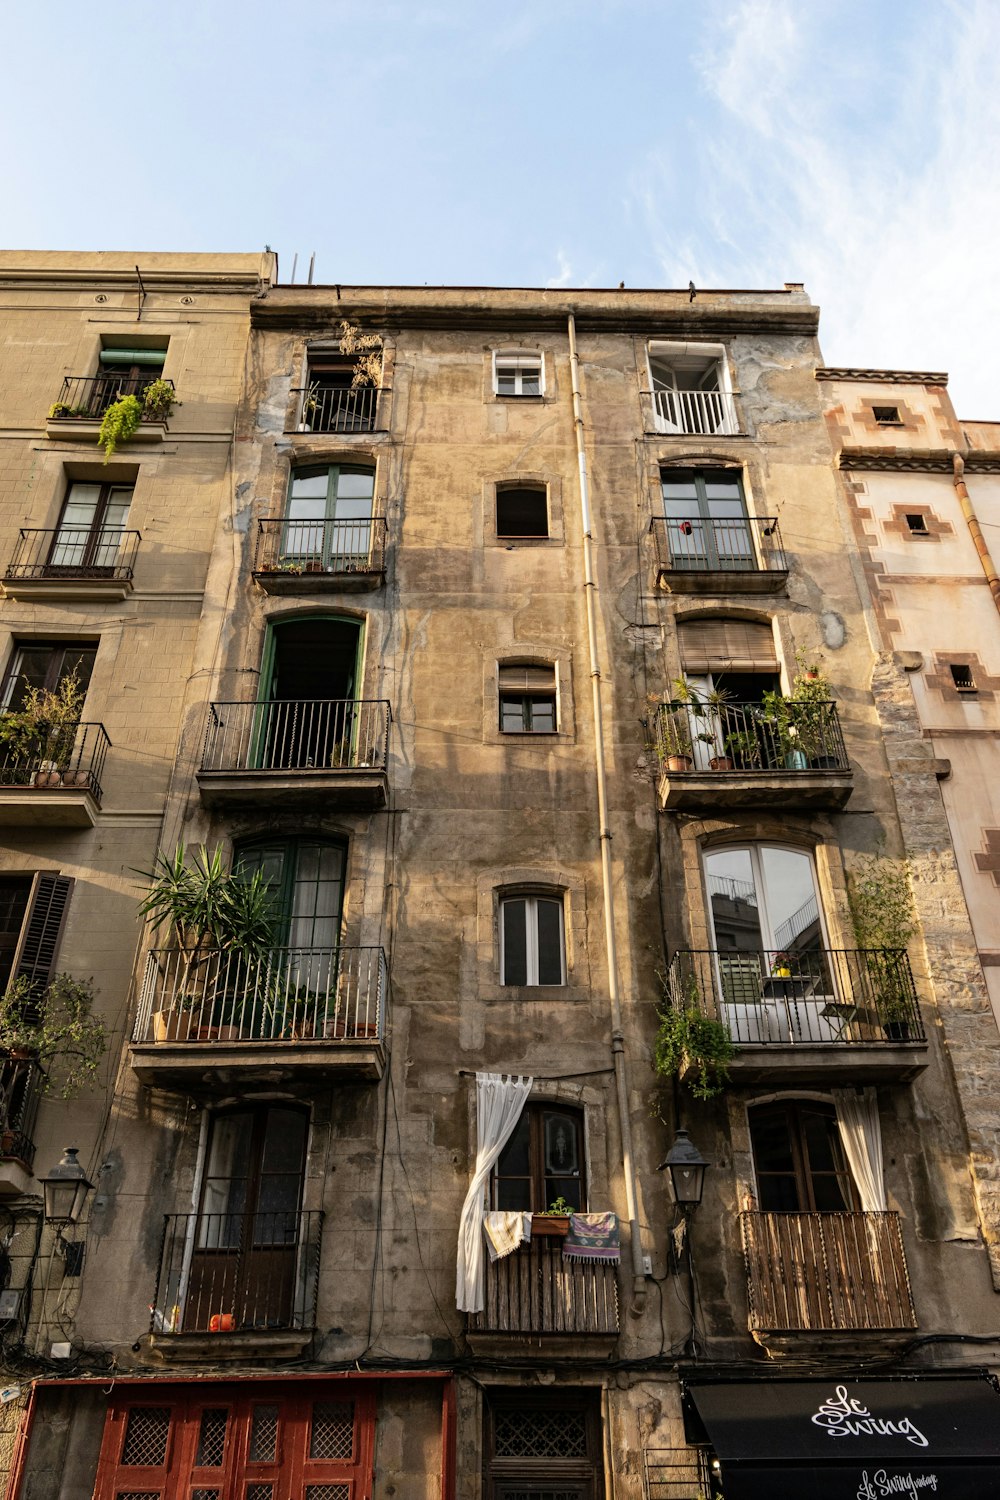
[545,251,574,289]
[629,0,1000,413]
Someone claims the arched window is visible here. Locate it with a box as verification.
[749,1099,857,1213]
[492,1103,585,1211]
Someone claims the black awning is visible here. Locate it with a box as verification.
[688,1378,1000,1500]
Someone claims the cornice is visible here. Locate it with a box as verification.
[816,366,948,386]
[839,447,1000,473]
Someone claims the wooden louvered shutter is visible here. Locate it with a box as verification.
[498,664,556,692]
[678,619,776,673]
[10,873,73,989]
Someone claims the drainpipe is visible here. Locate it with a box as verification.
[567,313,647,1315]
[952,451,1000,617]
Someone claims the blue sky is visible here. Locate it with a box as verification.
[3,0,997,413]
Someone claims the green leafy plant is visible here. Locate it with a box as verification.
[0,672,86,769]
[848,854,917,1023]
[97,393,142,460]
[337,320,383,387]
[0,973,105,1098]
[654,973,734,1101]
[536,1196,575,1216]
[141,378,176,422]
[723,726,762,767]
[762,656,834,761]
[47,402,71,419]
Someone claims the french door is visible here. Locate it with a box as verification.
[660,468,754,570]
[48,481,132,572]
[255,617,363,771]
[283,466,375,571]
[92,1382,375,1500]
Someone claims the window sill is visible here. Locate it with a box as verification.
[487,983,584,1002]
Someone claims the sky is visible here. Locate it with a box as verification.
[2,0,997,415]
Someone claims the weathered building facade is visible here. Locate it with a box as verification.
[1,265,1000,1499]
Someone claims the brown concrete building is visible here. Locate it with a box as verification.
[1,266,1000,1500]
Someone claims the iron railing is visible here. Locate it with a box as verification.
[0,721,110,802]
[643,1448,718,1500]
[650,514,785,575]
[667,949,924,1045]
[653,700,848,772]
[254,518,386,578]
[48,374,174,421]
[0,1055,45,1172]
[200,698,390,775]
[470,1234,619,1337]
[292,384,382,433]
[151,1209,323,1335]
[5,527,141,583]
[134,944,388,1045]
[741,1210,916,1332]
[651,387,739,435]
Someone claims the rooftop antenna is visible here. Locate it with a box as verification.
[290,253,298,285]
[308,253,316,286]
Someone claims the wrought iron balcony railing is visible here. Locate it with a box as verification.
[254,518,386,579]
[200,698,390,775]
[469,1235,619,1338]
[5,528,141,583]
[0,1054,45,1172]
[741,1210,916,1332]
[667,948,924,1046]
[151,1209,323,1335]
[0,721,110,802]
[650,515,786,577]
[292,384,383,433]
[134,945,388,1045]
[651,386,739,435]
[48,374,175,421]
[653,699,848,772]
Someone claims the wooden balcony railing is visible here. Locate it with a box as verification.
[741,1210,916,1332]
[469,1236,619,1338]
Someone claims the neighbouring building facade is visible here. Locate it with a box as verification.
[0,261,999,1500]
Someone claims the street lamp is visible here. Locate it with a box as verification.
[658,1128,709,1209]
[41,1147,94,1229]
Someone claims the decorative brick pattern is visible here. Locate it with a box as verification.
[924,652,998,702]
[974,831,1000,886]
[882,504,954,543]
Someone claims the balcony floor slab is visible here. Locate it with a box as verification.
[252,569,384,595]
[44,417,167,443]
[130,1038,387,1093]
[146,1329,313,1363]
[0,1161,33,1198]
[0,788,99,826]
[658,769,853,811]
[1,577,133,602]
[197,768,387,810]
[727,1043,928,1085]
[656,568,789,594]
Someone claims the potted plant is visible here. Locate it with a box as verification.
[848,854,918,1040]
[763,658,834,769]
[532,1196,575,1236]
[137,844,277,1042]
[723,725,763,770]
[141,379,176,423]
[0,972,105,1099]
[651,698,693,772]
[0,672,86,785]
[97,393,143,460]
[654,974,734,1101]
[670,678,732,768]
[47,402,72,420]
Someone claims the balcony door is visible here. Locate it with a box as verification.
[749,1100,857,1213]
[256,615,363,769]
[284,465,375,570]
[705,845,835,1042]
[185,1106,308,1332]
[48,481,133,573]
[660,468,754,571]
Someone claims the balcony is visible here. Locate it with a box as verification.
[253,518,386,594]
[649,515,788,593]
[149,1209,323,1362]
[741,1210,916,1350]
[45,374,174,441]
[130,944,388,1093]
[467,1234,619,1355]
[196,698,390,810]
[291,384,385,434]
[650,385,740,437]
[653,700,853,811]
[0,1055,44,1198]
[0,722,110,826]
[2,527,141,601]
[668,948,927,1084]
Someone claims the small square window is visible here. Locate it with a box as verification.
[496,486,548,538]
[499,664,557,733]
[494,353,543,398]
[950,663,976,692]
[905,513,929,535]
[873,405,901,424]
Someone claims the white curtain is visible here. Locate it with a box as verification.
[455,1071,533,1313]
[833,1087,887,1212]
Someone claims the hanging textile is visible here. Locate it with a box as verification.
[455,1071,533,1312]
[483,1211,531,1262]
[832,1086,887,1212]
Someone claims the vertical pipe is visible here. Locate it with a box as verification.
[952,451,1000,616]
[567,314,646,1311]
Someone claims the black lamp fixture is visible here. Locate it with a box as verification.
[41,1147,94,1229]
[658,1127,709,1210]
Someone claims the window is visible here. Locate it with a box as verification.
[235,838,345,949]
[0,872,72,993]
[84,344,167,417]
[496,484,548,538]
[48,480,133,573]
[284,465,376,570]
[500,892,565,985]
[499,663,557,733]
[1,641,96,712]
[648,340,736,435]
[872,405,901,425]
[494,352,543,397]
[485,1388,603,1500]
[300,353,379,432]
[749,1100,857,1212]
[660,468,755,571]
[905,512,929,535]
[493,1104,585,1210]
[950,663,976,692]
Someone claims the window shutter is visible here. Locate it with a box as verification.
[10,873,74,989]
[499,664,556,692]
[678,619,776,673]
